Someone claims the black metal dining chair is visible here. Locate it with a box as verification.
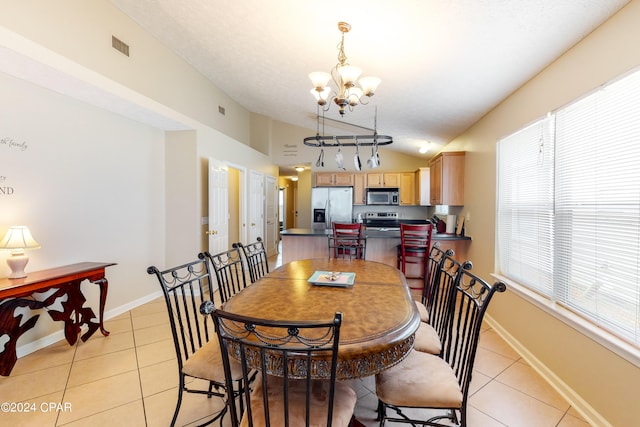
[234,237,269,283]
[147,258,246,427]
[375,270,507,427]
[413,254,472,355]
[414,242,454,323]
[200,302,357,427]
[201,248,248,304]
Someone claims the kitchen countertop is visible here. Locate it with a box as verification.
[281,228,471,240]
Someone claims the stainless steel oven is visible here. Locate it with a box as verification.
[366,188,399,205]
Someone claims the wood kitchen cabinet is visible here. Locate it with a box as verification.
[353,173,367,205]
[415,167,430,205]
[429,151,465,206]
[399,172,416,205]
[314,172,354,187]
[367,172,400,188]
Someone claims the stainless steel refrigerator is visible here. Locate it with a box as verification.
[311,187,353,229]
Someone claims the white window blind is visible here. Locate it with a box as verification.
[496,116,555,296]
[497,68,640,346]
[555,71,640,345]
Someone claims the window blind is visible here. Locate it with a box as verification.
[497,68,640,346]
[496,116,555,297]
[555,71,640,344]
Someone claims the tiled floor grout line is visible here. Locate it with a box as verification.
[128,310,150,427]
[56,335,79,427]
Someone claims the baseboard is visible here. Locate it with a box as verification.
[16,290,164,358]
[484,315,612,427]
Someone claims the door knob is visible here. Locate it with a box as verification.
[205,230,217,235]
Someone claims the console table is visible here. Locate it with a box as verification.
[0,262,116,375]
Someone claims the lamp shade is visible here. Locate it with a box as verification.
[337,65,361,86]
[0,226,41,254]
[310,87,331,105]
[359,76,381,96]
[1,226,40,279]
[309,72,331,90]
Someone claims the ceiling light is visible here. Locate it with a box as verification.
[419,146,429,154]
[309,22,380,117]
[290,176,298,181]
[294,166,305,172]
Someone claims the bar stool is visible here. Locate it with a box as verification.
[331,222,366,259]
[397,223,433,286]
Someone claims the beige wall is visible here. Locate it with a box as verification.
[0,0,251,145]
[0,0,278,355]
[0,71,165,347]
[278,177,298,229]
[446,1,640,425]
[195,127,279,251]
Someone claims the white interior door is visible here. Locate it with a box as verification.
[208,158,229,255]
[248,170,264,243]
[265,175,278,257]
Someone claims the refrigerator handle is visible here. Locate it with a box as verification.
[325,200,330,229]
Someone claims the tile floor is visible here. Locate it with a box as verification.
[0,253,592,426]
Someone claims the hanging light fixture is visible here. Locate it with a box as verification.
[309,22,380,117]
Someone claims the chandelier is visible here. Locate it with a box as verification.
[309,22,381,117]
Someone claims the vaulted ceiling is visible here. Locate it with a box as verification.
[109,0,629,158]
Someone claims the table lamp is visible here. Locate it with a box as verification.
[0,226,41,279]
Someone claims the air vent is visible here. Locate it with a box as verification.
[112,36,130,57]
[218,106,226,115]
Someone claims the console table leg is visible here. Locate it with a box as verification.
[94,278,110,337]
[0,299,46,376]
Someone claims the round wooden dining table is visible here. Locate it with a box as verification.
[221,258,421,380]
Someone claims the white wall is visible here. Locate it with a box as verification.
[0,71,165,346]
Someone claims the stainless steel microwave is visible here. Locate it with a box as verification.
[366,188,399,205]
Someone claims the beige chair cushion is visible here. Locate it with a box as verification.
[413,322,441,354]
[376,350,462,409]
[182,339,244,382]
[240,375,357,427]
[414,300,429,322]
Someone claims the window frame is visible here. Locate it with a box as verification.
[495,67,640,368]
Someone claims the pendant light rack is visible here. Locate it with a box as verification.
[303,133,393,147]
[303,106,392,148]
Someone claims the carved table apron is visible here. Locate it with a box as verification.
[0,262,116,376]
[221,258,420,380]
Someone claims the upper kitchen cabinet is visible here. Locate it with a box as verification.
[415,167,430,206]
[399,172,416,205]
[353,173,367,205]
[367,172,400,188]
[314,172,355,187]
[429,152,465,206]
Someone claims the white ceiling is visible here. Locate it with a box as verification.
[107,0,628,157]
[0,2,629,162]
